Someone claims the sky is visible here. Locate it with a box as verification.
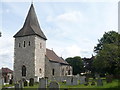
[0,0,118,70]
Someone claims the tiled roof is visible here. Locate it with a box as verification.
[2,68,13,73]
[13,4,47,40]
[46,49,68,65]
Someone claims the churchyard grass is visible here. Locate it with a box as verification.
[60,79,119,88]
[2,79,119,89]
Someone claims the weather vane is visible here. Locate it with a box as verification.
[31,0,33,4]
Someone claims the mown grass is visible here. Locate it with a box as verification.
[2,79,119,90]
[60,79,119,88]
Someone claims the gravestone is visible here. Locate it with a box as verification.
[15,83,20,90]
[19,80,23,89]
[106,75,113,83]
[9,79,13,85]
[72,77,78,85]
[76,74,80,80]
[80,76,86,84]
[29,78,34,86]
[66,77,72,85]
[39,78,47,88]
[97,78,103,86]
[49,81,59,90]
[91,81,95,86]
[23,80,28,87]
[85,76,89,83]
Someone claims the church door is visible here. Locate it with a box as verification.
[22,65,26,76]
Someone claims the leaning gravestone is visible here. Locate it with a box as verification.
[38,78,47,88]
[49,81,59,90]
[29,78,34,86]
[66,77,72,85]
[97,78,103,86]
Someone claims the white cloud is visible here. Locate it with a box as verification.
[0,31,14,70]
[56,11,83,22]
[47,11,86,23]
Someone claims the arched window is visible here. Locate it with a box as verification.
[29,41,30,46]
[18,43,21,47]
[23,41,25,47]
[62,68,64,75]
[52,69,55,76]
[68,70,71,75]
[39,68,42,73]
[22,65,26,76]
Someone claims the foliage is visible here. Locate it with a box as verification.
[94,31,119,53]
[93,31,120,75]
[65,56,84,75]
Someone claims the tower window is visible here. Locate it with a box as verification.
[29,41,30,46]
[39,68,42,73]
[22,65,26,76]
[18,43,21,47]
[52,69,55,76]
[23,41,25,47]
[40,43,42,48]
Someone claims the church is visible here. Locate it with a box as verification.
[13,4,72,82]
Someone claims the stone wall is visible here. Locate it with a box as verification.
[14,35,46,81]
[34,36,46,78]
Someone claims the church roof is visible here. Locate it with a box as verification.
[46,49,68,65]
[13,4,47,40]
[2,68,13,74]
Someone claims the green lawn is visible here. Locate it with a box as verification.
[2,79,119,89]
[60,79,119,88]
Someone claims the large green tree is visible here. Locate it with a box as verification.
[94,31,118,53]
[65,56,84,75]
[93,31,120,75]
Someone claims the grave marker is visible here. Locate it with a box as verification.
[39,78,47,88]
[49,81,59,90]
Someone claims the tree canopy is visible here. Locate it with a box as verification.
[93,31,120,75]
[94,31,118,53]
[65,56,84,75]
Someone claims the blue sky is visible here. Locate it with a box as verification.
[0,0,118,70]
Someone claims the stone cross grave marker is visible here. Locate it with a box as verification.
[49,81,59,90]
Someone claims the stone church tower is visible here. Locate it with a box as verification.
[13,4,47,82]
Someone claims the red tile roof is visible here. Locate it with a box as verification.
[2,68,13,73]
[46,49,68,65]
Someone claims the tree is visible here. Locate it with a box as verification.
[93,44,118,75]
[65,56,84,75]
[93,31,120,75]
[94,31,118,53]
